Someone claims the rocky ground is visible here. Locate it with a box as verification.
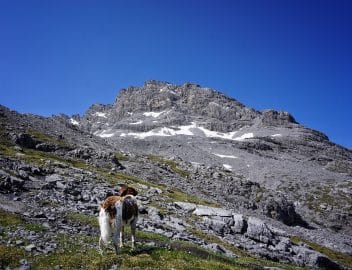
[0,81,352,270]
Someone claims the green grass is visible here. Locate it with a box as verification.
[148,155,190,178]
[0,245,26,268]
[166,188,220,207]
[0,209,23,227]
[0,232,254,270]
[0,209,47,232]
[291,236,352,269]
[115,151,129,161]
[23,223,47,232]
[26,128,70,148]
[0,208,309,270]
[66,212,99,228]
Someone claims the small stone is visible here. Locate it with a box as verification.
[14,146,23,152]
[15,240,24,246]
[145,241,156,247]
[34,212,47,218]
[42,222,50,229]
[17,259,31,270]
[24,244,36,252]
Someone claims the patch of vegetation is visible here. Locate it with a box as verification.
[0,245,26,268]
[66,212,99,228]
[0,142,88,172]
[21,148,64,165]
[0,126,13,146]
[0,232,249,270]
[0,224,310,270]
[0,209,46,235]
[148,155,190,178]
[303,185,351,214]
[291,236,352,268]
[23,223,47,232]
[26,128,70,148]
[96,169,164,191]
[0,144,18,158]
[165,188,220,207]
[0,209,23,227]
[115,151,129,161]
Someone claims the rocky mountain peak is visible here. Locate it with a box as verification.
[1,81,352,270]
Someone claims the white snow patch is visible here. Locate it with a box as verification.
[223,164,232,170]
[271,134,282,137]
[127,112,133,116]
[94,130,115,138]
[143,111,165,118]
[160,87,177,95]
[233,133,254,141]
[191,162,201,167]
[197,126,238,140]
[98,133,115,138]
[70,118,79,126]
[213,153,238,159]
[94,112,107,118]
[129,120,143,125]
[123,123,196,139]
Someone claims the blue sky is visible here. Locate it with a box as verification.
[0,0,351,148]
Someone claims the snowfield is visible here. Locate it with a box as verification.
[143,111,166,118]
[213,153,238,159]
[93,112,107,118]
[95,122,255,141]
[70,118,79,126]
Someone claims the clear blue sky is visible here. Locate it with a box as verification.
[0,0,351,148]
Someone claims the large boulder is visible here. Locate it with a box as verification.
[193,205,232,217]
[14,133,39,149]
[246,217,275,244]
[260,194,304,226]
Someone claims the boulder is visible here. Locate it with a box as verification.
[292,245,343,270]
[231,214,247,234]
[174,201,196,212]
[261,195,302,226]
[14,133,39,149]
[193,205,232,217]
[35,143,57,152]
[246,217,275,244]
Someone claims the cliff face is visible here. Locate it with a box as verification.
[0,81,351,269]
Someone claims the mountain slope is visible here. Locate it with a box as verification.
[0,81,351,269]
[78,81,352,233]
